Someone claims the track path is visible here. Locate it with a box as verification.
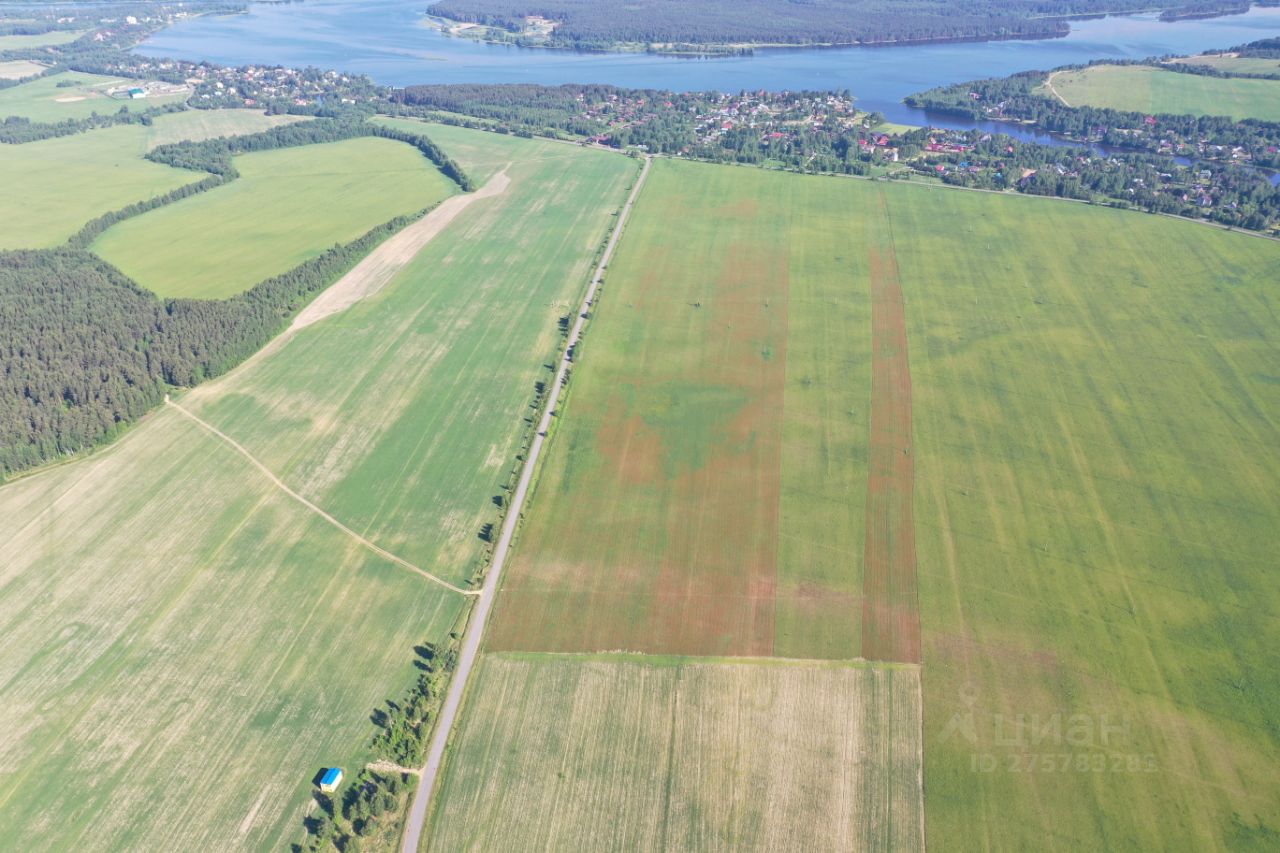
[399,155,652,853]
[166,397,478,597]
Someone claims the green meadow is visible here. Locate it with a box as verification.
[1044,64,1280,120]
[0,29,86,50]
[93,137,458,299]
[141,108,308,149]
[0,71,187,122]
[0,126,635,849]
[0,124,197,249]
[1171,54,1280,77]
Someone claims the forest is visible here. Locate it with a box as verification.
[0,119,470,478]
[425,0,1248,50]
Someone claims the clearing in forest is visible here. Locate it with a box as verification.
[0,124,199,249]
[92,137,459,299]
[0,127,635,850]
[141,108,309,149]
[427,653,924,852]
[1040,64,1280,121]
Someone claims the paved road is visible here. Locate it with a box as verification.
[399,155,652,853]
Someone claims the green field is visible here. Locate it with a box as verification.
[0,71,187,122]
[428,653,923,851]
[472,156,1279,848]
[0,124,198,249]
[0,126,635,849]
[1042,64,1280,120]
[142,108,308,149]
[1171,54,1280,77]
[0,29,86,50]
[93,137,459,299]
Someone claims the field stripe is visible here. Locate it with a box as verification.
[860,193,922,664]
[166,397,478,596]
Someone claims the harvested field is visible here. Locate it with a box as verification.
[1040,64,1280,120]
[0,70,186,122]
[92,137,459,299]
[488,159,872,659]
[0,127,634,848]
[0,124,198,249]
[427,653,923,852]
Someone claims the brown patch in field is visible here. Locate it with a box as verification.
[594,397,665,485]
[645,246,787,657]
[860,212,922,664]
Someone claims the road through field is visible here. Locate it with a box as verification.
[400,155,651,853]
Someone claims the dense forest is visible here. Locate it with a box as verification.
[426,0,1249,50]
[0,119,471,478]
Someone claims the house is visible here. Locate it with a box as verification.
[318,767,343,793]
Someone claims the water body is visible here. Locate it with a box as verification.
[140,0,1280,131]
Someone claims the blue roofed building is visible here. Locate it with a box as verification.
[318,767,343,793]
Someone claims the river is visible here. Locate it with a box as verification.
[139,0,1280,134]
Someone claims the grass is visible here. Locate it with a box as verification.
[141,108,309,149]
[427,652,923,851]
[0,124,198,250]
[0,29,87,49]
[1170,55,1280,77]
[488,159,873,660]
[884,182,1280,849]
[485,155,1280,846]
[92,137,459,299]
[0,126,635,849]
[1041,64,1280,121]
[0,70,187,122]
[0,59,47,79]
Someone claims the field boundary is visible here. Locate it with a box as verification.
[399,155,652,853]
[166,396,478,596]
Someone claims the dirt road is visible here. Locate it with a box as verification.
[166,397,477,596]
[398,155,652,853]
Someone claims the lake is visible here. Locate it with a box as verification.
[140,0,1280,130]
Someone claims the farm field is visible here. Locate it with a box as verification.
[142,108,308,149]
[1171,54,1280,76]
[176,127,636,575]
[92,137,459,298]
[0,59,46,79]
[0,29,86,50]
[0,124,198,249]
[487,159,876,660]
[0,70,187,122]
[888,183,1280,849]
[0,126,635,849]
[428,653,923,851]
[1042,64,1280,120]
[475,155,1280,847]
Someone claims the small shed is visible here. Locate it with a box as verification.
[318,767,344,793]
